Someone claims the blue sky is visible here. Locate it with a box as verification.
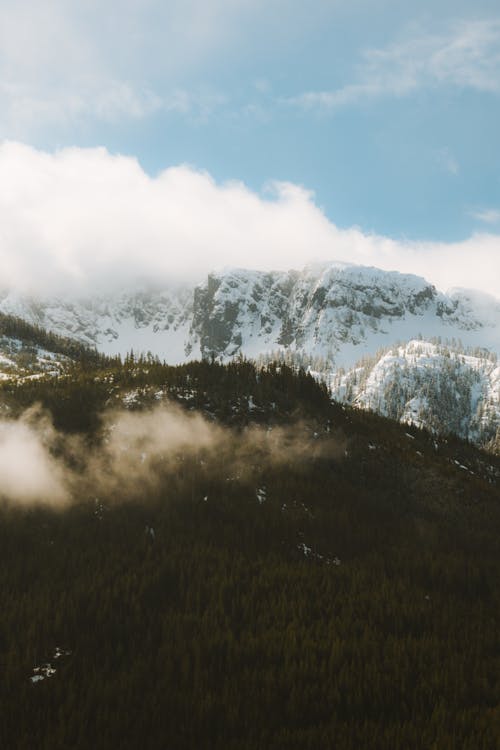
[0,1,499,294]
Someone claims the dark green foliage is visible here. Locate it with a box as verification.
[0,357,330,433]
[0,359,499,749]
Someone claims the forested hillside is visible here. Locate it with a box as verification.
[0,358,499,749]
[331,339,500,450]
[0,311,118,380]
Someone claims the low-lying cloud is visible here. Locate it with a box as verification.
[0,141,499,299]
[0,402,344,507]
[0,407,69,505]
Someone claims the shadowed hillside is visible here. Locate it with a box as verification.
[0,358,499,749]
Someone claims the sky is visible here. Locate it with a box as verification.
[0,0,499,296]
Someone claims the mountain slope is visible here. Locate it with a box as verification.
[331,340,500,446]
[1,358,499,749]
[0,287,194,360]
[0,311,116,382]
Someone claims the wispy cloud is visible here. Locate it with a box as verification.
[437,148,460,176]
[471,208,500,224]
[0,80,165,130]
[0,0,162,132]
[289,19,500,110]
[0,0,258,135]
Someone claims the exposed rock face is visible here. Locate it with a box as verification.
[1,263,499,368]
[189,264,500,365]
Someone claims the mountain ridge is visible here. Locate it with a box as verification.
[1,263,499,368]
[2,262,499,448]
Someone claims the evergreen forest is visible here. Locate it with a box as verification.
[0,353,499,749]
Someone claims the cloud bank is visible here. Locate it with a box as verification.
[0,141,499,299]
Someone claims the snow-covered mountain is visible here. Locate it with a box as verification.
[331,340,500,446]
[0,287,194,361]
[1,261,500,447]
[1,262,499,369]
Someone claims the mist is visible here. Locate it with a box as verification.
[0,402,345,508]
[0,407,69,505]
[1,142,500,300]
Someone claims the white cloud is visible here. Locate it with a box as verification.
[289,19,500,110]
[0,142,499,299]
[472,208,500,224]
[0,410,68,505]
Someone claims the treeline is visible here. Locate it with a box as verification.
[0,357,331,434]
